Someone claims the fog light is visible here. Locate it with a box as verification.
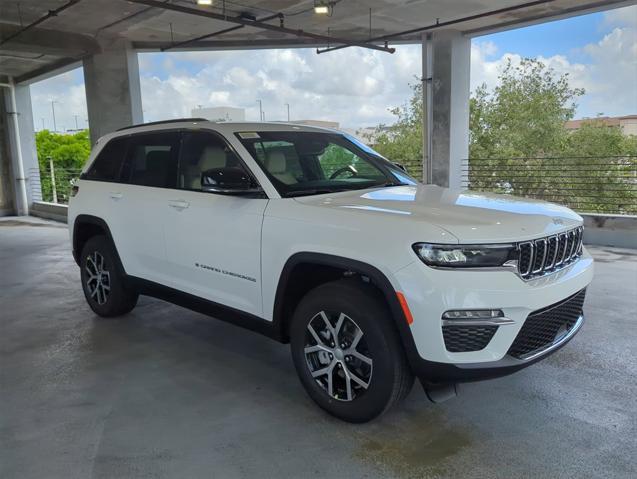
[442,309,504,320]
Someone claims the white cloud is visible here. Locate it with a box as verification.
[470,7,637,118]
[138,46,421,128]
[30,70,88,132]
[27,6,636,132]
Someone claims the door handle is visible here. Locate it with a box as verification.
[168,200,190,211]
[109,192,123,200]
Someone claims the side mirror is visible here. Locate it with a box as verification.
[393,162,407,172]
[201,167,262,195]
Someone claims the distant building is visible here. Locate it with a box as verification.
[565,115,637,136]
[192,106,245,122]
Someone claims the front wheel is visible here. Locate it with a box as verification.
[290,279,414,423]
[80,235,138,317]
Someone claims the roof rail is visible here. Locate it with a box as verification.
[116,118,209,132]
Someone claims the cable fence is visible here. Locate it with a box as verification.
[461,156,637,215]
[29,161,82,205]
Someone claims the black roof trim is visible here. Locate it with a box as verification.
[116,118,208,132]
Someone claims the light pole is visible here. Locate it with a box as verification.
[74,115,79,130]
[256,99,263,121]
[285,103,290,122]
[50,100,58,132]
[41,118,45,131]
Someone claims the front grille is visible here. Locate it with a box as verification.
[508,289,586,359]
[443,325,498,352]
[518,226,583,279]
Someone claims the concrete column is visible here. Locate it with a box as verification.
[83,38,143,144]
[2,82,40,215]
[430,30,470,190]
[0,93,16,216]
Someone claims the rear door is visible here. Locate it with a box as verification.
[115,131,181,285]
[163,130,268,316]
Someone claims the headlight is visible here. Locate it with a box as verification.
[412,243,515,268]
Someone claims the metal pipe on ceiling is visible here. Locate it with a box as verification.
[0,0,84,48]
[161,24,244,51]
[161,12,282,52]
[126,0,395,54]
[316,0,556,54]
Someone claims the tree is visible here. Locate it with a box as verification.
[369,58,636,214]
[369,82,424,179]
[470,58,583,159]
[35,129,91,203]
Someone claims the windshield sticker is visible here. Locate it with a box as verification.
[238,132,260,139]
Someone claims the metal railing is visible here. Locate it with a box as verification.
[29,161,82,205]
[462,156,637,215]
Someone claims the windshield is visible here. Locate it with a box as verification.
[235,131,417,197]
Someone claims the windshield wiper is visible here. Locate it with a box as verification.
[285,189,336,198]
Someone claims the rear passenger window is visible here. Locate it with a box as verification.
[120,132,180,189]
[85,138,128,182]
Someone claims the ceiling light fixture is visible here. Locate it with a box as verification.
[314,1,330,15]
[197,0,213,6]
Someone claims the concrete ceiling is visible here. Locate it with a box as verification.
[0,0,633,83]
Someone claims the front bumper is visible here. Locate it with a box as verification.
[392,248,593,384]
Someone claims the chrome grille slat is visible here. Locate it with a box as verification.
[532,238,547,273]
[517,227,583,280]
[547,235,558,269]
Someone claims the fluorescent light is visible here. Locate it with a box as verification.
[314,5,329,14]
[197,0,213,5]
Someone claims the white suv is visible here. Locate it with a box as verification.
[69,119,594,422]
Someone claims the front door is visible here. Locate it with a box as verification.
[163,130,268,317]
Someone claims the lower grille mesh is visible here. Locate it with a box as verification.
[443,325,498,352]
[508,289,586,359]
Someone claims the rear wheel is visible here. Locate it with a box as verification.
[290,279,414,423]
[80,235,138,317]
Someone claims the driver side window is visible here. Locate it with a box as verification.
[178,131,243,191]
[318,143,379,179]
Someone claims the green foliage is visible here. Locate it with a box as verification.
[470,58,583,158]
[370,82,424,180]
[369,58,637,214]
[35,129,90,203]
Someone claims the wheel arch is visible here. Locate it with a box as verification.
[72,215,126,277]
[272,253,420,369]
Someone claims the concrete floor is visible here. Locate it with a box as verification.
[1,217,636,479]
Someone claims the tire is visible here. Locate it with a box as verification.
[80,235,138,317]
[290,279,414,423]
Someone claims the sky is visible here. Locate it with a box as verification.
[29,5,637,132]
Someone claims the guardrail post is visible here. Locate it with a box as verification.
[48,156,58,204]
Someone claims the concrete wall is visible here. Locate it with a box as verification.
[582,213,637,249]
[30,201,68,223]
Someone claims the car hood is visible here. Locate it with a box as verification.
[293,184,583,243]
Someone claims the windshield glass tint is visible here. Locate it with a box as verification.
[236,131,410,197]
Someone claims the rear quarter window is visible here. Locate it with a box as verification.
[84,138,128,182]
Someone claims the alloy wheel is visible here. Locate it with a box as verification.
[304,311,373,401]
[85,251,111,306]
